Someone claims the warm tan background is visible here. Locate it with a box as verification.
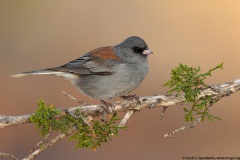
[1,0,240,159]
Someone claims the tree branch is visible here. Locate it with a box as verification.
[119,110,135,127]
[0,152,19,160]
[1,79,240,129]
[1,79,240,160]
[22,128,76,160]
[0,114,30,128]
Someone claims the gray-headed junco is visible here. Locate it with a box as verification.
[11,36,153,100]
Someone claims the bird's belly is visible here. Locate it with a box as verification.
[75,69,147,100]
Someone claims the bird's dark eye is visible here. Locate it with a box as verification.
[133,47,141,53]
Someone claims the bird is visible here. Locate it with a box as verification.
[11,36,153,100]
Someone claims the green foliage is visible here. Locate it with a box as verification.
[70,112,123,150]
[29,100,68,136]
[29,100,124,150]
[163,63,223,122]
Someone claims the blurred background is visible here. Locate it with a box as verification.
[1,0,240,159]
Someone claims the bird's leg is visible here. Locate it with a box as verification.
[100,100,115,121]
[120,94,141,110]
[100,100,115,110]
[121,94,141,104]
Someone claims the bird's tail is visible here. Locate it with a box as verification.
[11,69,57,78]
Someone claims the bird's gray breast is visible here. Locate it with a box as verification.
[74,62,149,100]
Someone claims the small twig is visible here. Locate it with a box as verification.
[66,109,96,138]
[159,106,168,120]
[119,110,134,127]
[164,117,202,138]
[23,127,76,160]
[30,131,52,152]
[62,91,86,105]
[164,105,213,138]
[0,152,18,160]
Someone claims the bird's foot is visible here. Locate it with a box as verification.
[120,94,141,110]
[100,100,115,121]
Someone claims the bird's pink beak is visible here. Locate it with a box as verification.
[143,49,153,55]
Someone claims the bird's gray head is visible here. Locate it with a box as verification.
[115,36,153,64]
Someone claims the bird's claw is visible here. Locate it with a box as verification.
[100,100,116,121]
[121,94,141,110]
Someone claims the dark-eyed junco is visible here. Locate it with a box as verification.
[11,36,153,100]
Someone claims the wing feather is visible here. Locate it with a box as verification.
[48,47,120,75]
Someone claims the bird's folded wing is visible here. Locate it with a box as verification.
[48,52,119,75]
